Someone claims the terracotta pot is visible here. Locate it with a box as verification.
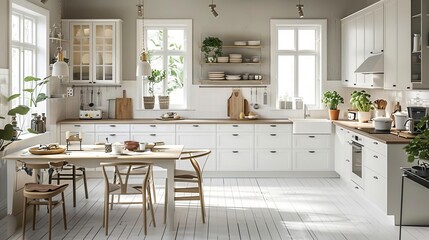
[329,109,340,120]
[143,96,155,109]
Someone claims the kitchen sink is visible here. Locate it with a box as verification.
[292,118,332,134]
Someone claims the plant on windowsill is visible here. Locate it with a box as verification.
[201,36,223,63]
[350,90,372,123]
[322,91,344,120]
[0,76,49,151]
[144,69,166,109]
[158,55,185,110]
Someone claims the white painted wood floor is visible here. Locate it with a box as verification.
[2,177,429,240]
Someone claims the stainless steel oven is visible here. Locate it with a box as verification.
[350,134,364,189]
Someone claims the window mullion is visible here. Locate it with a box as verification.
[294,29,299,98]
[163,27,168,96]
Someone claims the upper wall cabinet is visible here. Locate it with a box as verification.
[341,2,384,89]
[62,19,122,85]
[410,0,429,89]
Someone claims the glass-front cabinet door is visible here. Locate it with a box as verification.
[62,20,122,85]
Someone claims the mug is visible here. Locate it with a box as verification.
[112,143,124,154]
[139,142,147,151]
[249,74,255,80]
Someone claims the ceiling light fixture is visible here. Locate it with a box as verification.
[297,0,304,18]
[52,0,69,79]
[136,0,152,77]
[209,0,218,17]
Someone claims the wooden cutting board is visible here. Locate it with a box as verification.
[228,89,245,120]
[115,90,132,119]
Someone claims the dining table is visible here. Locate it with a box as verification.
[1,144,184,231]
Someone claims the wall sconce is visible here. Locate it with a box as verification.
[297,0,304,18]
[209,0,218,17]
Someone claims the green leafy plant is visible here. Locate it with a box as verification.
[350,90,372,112]
[201,36,223,62]
[147,69,166,96]
[322,91,344,110]
[404,116,429,162]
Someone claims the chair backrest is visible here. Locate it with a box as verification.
[100,162,152,194]
[19,160,67,170]
[180,149,211,177]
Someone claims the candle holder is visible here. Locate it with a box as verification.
[66,134,82,151]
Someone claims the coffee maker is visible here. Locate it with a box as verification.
[407,107,427,134]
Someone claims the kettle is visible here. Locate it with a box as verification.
[394,111,408,131]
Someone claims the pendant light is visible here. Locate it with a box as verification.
[52,0,69,79]
[296,0,304,18]
[209,0,218,17]
[136,0,151,77]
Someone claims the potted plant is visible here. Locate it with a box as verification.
[144,69,166,109]
[350,90,372,123]
[405,116,429,163]
[201,36,223,63]
[322,91,344,120]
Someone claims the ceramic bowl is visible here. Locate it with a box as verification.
[124,141,139,151]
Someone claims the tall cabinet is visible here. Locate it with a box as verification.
[410,0,429,89]
[62,19,122,85]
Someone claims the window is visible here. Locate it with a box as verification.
[136,19,192,109]
[271,19,327,108]
[10,0,49,132]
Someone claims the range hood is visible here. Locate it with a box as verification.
[355,52,384,74]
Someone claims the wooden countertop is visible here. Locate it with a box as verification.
[58,118,293,124]
[333,120,412,144]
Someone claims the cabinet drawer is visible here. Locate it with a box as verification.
[217,149,254,171]
[96,124,129,133]
[363,137,387,155]
[364,148,387,177]
[293,135,331,149]
[178,148,216,171]
[176,124,216,132]
[217,124,253,132]
[130,124,175,132]
[255,124,291,132]
[60,132,95,145]
[293,149,331,171]
[217,132,254,148]
[255,132,292,148]
[96,133,130,143]
[61,124,95,132]
[131,133,175,145]
[255,149,292,171]
[364,167,387,212]
[176,133,216,148]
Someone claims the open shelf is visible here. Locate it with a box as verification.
[222,45,262,49]
[199,80,268,86]
[201,62,261,65]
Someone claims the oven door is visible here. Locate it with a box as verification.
[350,141,364,189]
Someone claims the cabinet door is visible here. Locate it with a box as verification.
[69,22,92,84]
[396,0,411,90]
[347,19,357,86]
[217,132,254,149]
[356,15,365,86]
[293,149,331,171]
[373,5,384,53]
[255,132,292,149]
[293,135,331,149]
[131,133,175,145]
[255,149,292,171]
[96,133,129,143]
[176,132,216,148]
[341,20,349,86]
[95,124,129,132]
[334,129,346,176]
[364,167,387,212]
[130,124,175,132]
[384,0,398,90]
[217,149,254,171]
[364,11,375,87]
[93,23,116,84]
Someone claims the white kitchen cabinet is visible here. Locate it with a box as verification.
[95,133,129,143]
[62,19,122,85]
[293,135,331,149]
[364,167,387,212]
[364,147,387,178]
[334,127,347,176]
[293,149,331,171]
[217,132,254,149]
[217,124,253,132]
[254,132,292,149]
[254,124,291,132]
[95,124,129,133]
[341,18,357,87]
[131,133,175,145]
[131,124,175,132]
[130,124,175,144]
[60,123,95,144]
[217,149,254,171]
[255,149,292,171]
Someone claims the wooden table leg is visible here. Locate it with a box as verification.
[166,161,175,231]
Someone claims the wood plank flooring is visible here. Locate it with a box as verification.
[2,177,429,240]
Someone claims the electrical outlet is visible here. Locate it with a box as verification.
[67,87,73,97]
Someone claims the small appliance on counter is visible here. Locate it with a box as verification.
[79,110,102,119]
[347,109,357,121]
[407,106,427,134]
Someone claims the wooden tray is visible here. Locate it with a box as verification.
[29,147,66,155]
[390,131,416,139]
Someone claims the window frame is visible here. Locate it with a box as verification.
[270,19,327,109]
[136,19,192,110]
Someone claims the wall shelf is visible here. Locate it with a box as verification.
[201,62,261,65]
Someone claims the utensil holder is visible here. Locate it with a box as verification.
[105,143,112,153]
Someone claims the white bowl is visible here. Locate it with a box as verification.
[234,41,247,46]
[247,40,261,46]
[229,53,242,59]
[245,115,259,120]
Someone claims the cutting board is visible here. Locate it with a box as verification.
[115,90,132,119]
[228,89,246,120]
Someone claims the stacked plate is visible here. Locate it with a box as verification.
[225,74,241,80]
[217,56,229,63]
[229,53,242,63]
[247,40,261,46]
[208,71,225,80]
[234,41,247,46]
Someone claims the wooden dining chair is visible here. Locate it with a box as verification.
[164,149,211,224]
[21,161,69,240]
[101,162,155,235]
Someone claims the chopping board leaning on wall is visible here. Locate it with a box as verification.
[227,89,249,120]
[116,90,133,119]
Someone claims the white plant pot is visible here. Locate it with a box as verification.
[358,111,371,123]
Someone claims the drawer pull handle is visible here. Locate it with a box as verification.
[270,125,277,127]
[232,150,239,153]
[150,134,156,136]
[373,142,378,145]
[270,134,277,136]
[109,125,116,127]
[373,155,378,159]
[355,186,359,189]
[193,125,199,127]
[74,125,81,127]
[373,176,378,180]
[346,159,350,162]
[232,134,239,136]
[150,125,156,127]
[109,134,116,136]
[309,151,316,153]
[232,125,239,127]
[270,150,277,153]
[308,136,315,138]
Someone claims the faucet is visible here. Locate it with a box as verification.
[304,104,311,119]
